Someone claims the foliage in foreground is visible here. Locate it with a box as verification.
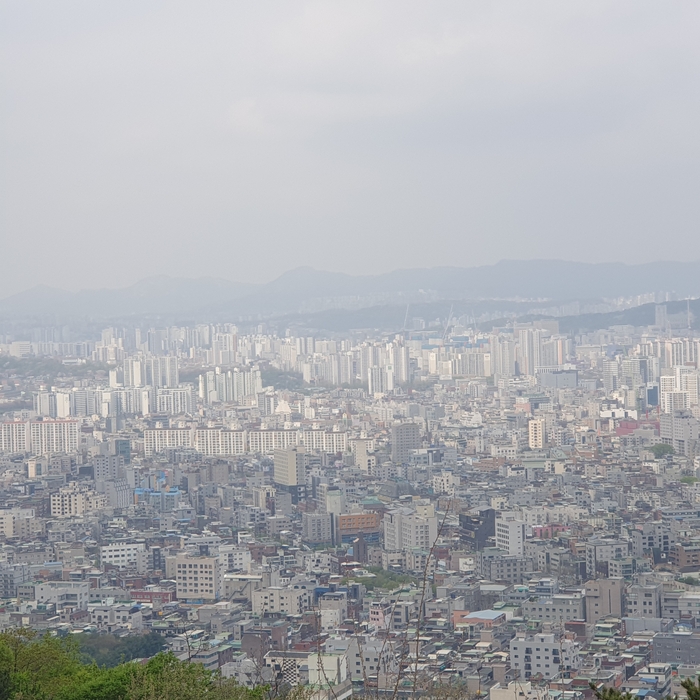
[590,676,700,700]
[0,629,265,700]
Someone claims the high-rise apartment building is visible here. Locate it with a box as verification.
[660,410,700,457]
[528,418,545,450]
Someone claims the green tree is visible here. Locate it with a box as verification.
[650,443,674,458]
[683,676,700,700]
[0,628,86,700]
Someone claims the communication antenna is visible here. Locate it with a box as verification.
[442,304,454,342]
[402,303,410,333]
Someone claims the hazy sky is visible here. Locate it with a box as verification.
[2,2,700,295]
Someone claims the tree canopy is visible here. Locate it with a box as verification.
[0,629,266,700]
[650,443,675,458]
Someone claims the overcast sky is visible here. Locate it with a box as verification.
[2,2,699,295]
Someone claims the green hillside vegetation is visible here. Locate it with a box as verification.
[0,629,266,700]
[77,632,166,668]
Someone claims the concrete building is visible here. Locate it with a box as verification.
[35,581,90,610]
[100,542,146,570]
[626,582,662,618]
[478,548,536,584]
[90,603,143,632]
[653,631,700,665]
[252,587,308,616]
[585,578,624,622]
[383,506,438,553]
[670,543,700,569]
[174,553,222,601]
[585,539,630,577]
[521,593,585,624]
[302,513,332,544]
[50,483,106,517]
[660,410,700,457]
[496,514,527,556]
[0,508,36,538]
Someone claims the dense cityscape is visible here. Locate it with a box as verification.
[5,2,700,698]
[0,301,699,699]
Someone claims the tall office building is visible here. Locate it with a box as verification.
[325,487,346,545]
[602,359,620,394]
[273,446,307,504]
[391,423,420,464]
[655,304,668,330]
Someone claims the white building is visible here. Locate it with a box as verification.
[432,470,457,496]
[50,483,106,517]
[383,505,438,553]
[302,513,332,544]
[252,586,309,616]
[496,514,527,556]
[100,542,146,570]
[0,508,35,538]
[174,553,222,601]
[218,545,252,573]
[90,603,143,631]
[509,633,580,680]
[491,681,547,700]
[0,419,79,455]
[35,581,90,610]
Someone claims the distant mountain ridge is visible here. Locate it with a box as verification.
[1,259,699,319]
